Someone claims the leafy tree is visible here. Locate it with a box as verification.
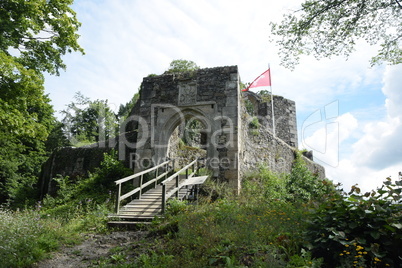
[0,52,55,204]
[117,92,139,121]
[0,0,84,75]
[45,121,71,152]
[0,0,83,204]
[270,0,402,68]
[62,92,118,146]
[164,59,200,74]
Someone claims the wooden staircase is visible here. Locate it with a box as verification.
[108,159,208,228]
[109,179,189,222]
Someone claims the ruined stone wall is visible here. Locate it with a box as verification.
[128,66,242,190]
[38,146,112,197]
[258,95,298,148]
[240,97,325,179]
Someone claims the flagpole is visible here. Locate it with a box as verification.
[269,64,275,137]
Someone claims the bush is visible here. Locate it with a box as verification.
[306,177,402,267]
[243,165,288,201]
[286,151,336,203]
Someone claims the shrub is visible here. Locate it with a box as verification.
[286,151,336,203]
[243,165,288,201]
[306,177,402,267]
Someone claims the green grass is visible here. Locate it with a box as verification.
[0,151,128,267]
[0,208,79,268]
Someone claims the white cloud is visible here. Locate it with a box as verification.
[382,65,402,118]
[301,110,358,168]
[326,159,400,193]
[309,65,402,192]
[352,65,402,169]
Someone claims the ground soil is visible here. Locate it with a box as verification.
[34,230,149,268]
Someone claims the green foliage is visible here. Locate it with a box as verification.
[45,121,71,152]
[61,92,118,146]
[136,252,175,268]
[117,92,140,121]
[0,149,123,267]
[243,165,288,201]
[42,151,131,224]
[0,0,83,205]
[270,0,402,69]
[306,177,402,267]
[0,0,84,75]
[93,150,133,189]
[127,166,324,267]
[0,208,78,268]
[249,116,260,129]
[244,98,255,115]
[258,89,272,103]
[0,51,54,204]
[164,59,200,74]
[165,198,188,217]
[182,118,204,147]
[286,151,336,203]
[157,197,309,267]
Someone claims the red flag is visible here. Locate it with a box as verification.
[242,69,271,91]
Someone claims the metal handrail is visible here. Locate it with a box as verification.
[114,159,174,214]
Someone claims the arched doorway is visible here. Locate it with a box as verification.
[154,108,212,168]
[167,116,208,168]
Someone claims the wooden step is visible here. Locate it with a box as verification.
[109,214,159,219]
[110,177,197,224]
[107,221,152,229]
[126,203,160,207]
[118,209,161,215]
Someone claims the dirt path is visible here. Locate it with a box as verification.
[34,231,148,268]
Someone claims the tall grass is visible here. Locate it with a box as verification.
[0,151,130,267]
[0,208,76,268]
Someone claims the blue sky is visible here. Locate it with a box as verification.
[44,0,402,192]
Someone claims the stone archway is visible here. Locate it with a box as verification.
[125,66,242,190]
[154,107,213,164]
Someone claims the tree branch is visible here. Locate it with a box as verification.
[395,0,402,9]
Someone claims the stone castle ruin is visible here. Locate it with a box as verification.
[39,65,324,196]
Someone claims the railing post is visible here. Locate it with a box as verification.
[155,167,159,188]
[175,174,179,198]
[115,184,121,213]
[139,174,143,199]
[161,183,166,214]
